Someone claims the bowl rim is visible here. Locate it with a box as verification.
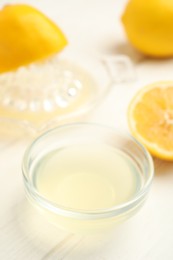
[22,122,154,220]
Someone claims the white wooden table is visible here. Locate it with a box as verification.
[1,0,173,259]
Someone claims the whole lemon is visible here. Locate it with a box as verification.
[122,0,173,57]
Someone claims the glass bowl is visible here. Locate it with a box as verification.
[22,123,154,233]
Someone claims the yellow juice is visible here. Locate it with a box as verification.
[32,144,143,211]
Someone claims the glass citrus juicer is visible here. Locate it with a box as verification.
[0,53,135,136]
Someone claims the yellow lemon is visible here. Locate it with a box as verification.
[128,81,173,160]
[122,0,173,57]
[0,4,67,72]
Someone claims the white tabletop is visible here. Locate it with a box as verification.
[1,0,173,259]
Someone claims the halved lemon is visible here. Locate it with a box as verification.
[128,81,173,160]
[0,4,67,73]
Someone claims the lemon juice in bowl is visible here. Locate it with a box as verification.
[22,124,154,233]
[34,144,142,211]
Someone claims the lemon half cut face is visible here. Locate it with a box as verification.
[128,81,173,160]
